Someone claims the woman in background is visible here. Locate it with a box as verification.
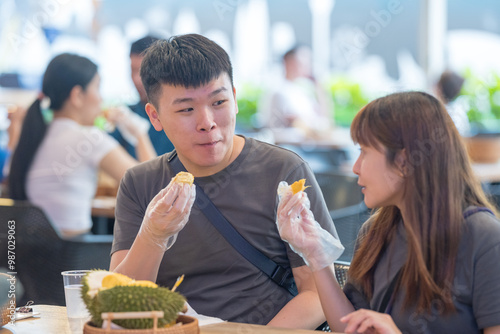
[276,91,500,333]
[9,53,156,237]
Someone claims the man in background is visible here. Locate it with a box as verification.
[112,35,174,156]
[259,45,334,143]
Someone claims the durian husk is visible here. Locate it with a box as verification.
[92,286,186,329]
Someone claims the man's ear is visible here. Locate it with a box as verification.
[145,103,163,131]
[233,86,238,115]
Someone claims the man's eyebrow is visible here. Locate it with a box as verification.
[172,97,193,105]
[208,87,228,98]
[171,87,229,105]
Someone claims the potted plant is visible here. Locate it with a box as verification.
[459,69,500,163]
[327,76,370,128]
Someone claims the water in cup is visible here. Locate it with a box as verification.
[64,284,89,318]
[61,270,91,329]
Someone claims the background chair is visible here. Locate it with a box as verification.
[334,260,351,290]
[314,171,363,212]
[0,199,113,306]
[280,145,354,174]
[331,201,372,263]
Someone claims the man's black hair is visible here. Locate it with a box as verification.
[140,34,233,107]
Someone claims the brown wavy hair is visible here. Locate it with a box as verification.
[349,91,497,313]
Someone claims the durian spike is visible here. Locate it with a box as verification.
[171,274,184,292]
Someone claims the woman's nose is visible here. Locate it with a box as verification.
[352,157,361,175]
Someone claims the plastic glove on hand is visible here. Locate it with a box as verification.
[138,180,196,251]
[276,181,344,271]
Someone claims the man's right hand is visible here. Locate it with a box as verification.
[138,180,196,251]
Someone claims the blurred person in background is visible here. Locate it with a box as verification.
[111,35,174,156]
[435,70,470,136]
[9,53,156,237]
[259,45,334,143]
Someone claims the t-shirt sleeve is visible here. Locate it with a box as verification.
[82,127,119,167]
[472,216,500,329]
[111,169,146,255]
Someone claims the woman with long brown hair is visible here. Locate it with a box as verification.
[276,91,500,333]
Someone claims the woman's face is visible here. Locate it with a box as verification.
[352,144,405,209]
[80,74,102,125]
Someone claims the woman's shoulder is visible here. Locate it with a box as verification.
[464,207,500,232]
[462,207,500,256]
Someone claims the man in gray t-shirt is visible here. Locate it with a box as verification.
[109,34,342,329]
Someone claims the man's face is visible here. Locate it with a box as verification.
[130,54,147,103]
[145,73,239,176]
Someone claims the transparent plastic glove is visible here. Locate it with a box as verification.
[107,105,150,146]
[276,181,344,271]
[138,180,196,251]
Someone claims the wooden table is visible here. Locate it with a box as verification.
[91,196,116,219]
[471,161,500,183]
[0,305,336,334]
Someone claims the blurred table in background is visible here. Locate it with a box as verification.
[91,196,115,219]
[274,126,355,149]
[91,171,118,235]
[472,161,500,183]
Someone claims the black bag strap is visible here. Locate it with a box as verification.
[378,206,495,314]
[378,269,401,313]
[167,151,298,296]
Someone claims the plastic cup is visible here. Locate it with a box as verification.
[61,270,90,320]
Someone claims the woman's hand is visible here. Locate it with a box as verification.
[106,106,150,144]
[276,181,344,271]
[341,309,401,334]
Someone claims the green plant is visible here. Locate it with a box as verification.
[236,83,263,130]
[327,77,370,127]
[460,69,500,132]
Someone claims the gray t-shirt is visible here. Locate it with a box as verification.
[112,136,338,324]
[344,208,500,333]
